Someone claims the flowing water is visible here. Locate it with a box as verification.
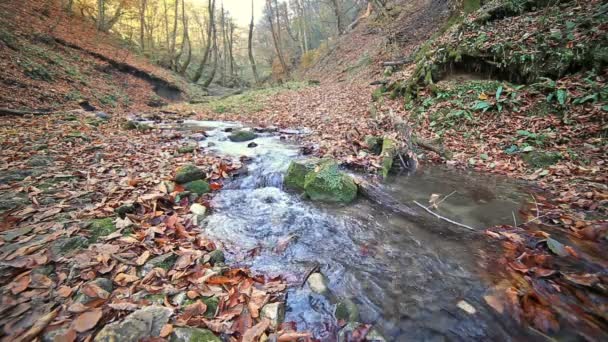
[183,121,532,341]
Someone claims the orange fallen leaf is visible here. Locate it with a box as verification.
[72,308,103,333]
[9,273,31,295]
[136,250,151,266]
[160,324,173,338]
[56,285,73,298]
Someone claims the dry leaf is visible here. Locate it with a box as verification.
[72,308,103,333]
[160,324,173,338]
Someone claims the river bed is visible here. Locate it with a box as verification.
[182,120,532,341]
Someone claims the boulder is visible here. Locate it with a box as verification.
[228,130,257,142]
[207,250,225,265]
[184,180,210,195]
[94,306,173,342]
[303,162,357,203]
[380,138,398,178]
[175,164,205,184]
[170,327,221,342]
[284,158,321,191]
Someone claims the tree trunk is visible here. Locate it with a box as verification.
[169,0,179,67]
[139,0,147,51]
[266,0,289,77]
[177,0,192,75]
[191,0,215,83]
[331,0,344,35]
[97,0,105,31]
[248,0,260,84]
[202,19,218,88]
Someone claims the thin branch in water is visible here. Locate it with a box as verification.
[413,201,476,231]
[436,190,457,206]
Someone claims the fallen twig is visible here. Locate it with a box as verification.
[300,262,320,289]
[0,108,52,116]
[413,201,476,231]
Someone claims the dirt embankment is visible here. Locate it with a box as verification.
[0,0,192,113]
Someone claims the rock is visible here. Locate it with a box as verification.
[85,218,117,243]
[115,203,136,219]
[303,162,358,203]
[380,138,398,178]
[170,327,221,342]
[208,250,225,265]
[94,305,173,342]
[0,169,33,184]
[202,296,219,318]
[307,273,329,296]
[175,165,205,184]
[175,164,205,184]
[42,326,70,342]
[253,126,278,133]
[228,130,257,142]
[49,236,88,260]
[364,136,383,155]
[96,111,111,120]
[27,155,53,167]
[335,298,360,322]
[247,142,258,148]
[261,302,285,329]
[184,180,210,195]
[284,158,321,191]
[172,292,187,306]
[190,203,207,216]
[521,151,562,168]
[178,145,196,154]
[74,278,113,304]
[141,253,177,276]
[338,322,386,342]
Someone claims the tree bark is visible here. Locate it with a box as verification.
[330,0,343,35]
[202,18,218,88]
[177,0,192,75]
[248,0,260,85]
[191,0,215,83]
[139,0,147,51]
[266,0,289,77]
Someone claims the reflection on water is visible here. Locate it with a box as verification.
[188,121,531,341]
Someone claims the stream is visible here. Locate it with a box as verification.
[182,120,532,341]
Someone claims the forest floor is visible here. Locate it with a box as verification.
[1,0,606,341]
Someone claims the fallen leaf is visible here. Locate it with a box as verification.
[72,308,103,333]
[160,324,173,338]
[242,318,270,342]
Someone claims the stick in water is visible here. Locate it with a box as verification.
[413,201,476,231]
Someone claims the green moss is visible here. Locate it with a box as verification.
[178,145,196,153]
[144,293,166,305]
[228,130,257,142]
[85,218,117,243]
[521,151,562,168]
[184,180,210,195]
[175,164,205,184]
[303,162,358,203]
[335,298,360,322]
[364,136,383,155]
[381,138,398,178]
[285,158,321,191]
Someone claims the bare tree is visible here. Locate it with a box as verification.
[266,0,289,77]
[191,0,215,83]
[330,0,343,35]
[248,0,260,84]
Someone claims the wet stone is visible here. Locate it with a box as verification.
[140,253,177,276]
[307,273,330,296]
[84,218,116,243]
[207,250,225,265]
[228,130,257,142]
[184,180,210,195]
[338,322,386,342]
[74,278,113,304]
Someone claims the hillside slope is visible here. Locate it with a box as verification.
[0,0,196,112]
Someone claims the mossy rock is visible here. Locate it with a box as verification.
[85,218,116,243]
[228,130,257,142]
[175,164,205,184]
[521,151,562,168]
[303,162,358,203]
[178,145,197,154]
[115,204,136,219]
[380,138,398,179]
[140,253,177,276]
[207,250,225,265]
[365,136,383,155]
[182,296,219,319]
[170,327,221,342]
[184,180,210,195]
[284,158,322,191]
[0,192,29,214]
